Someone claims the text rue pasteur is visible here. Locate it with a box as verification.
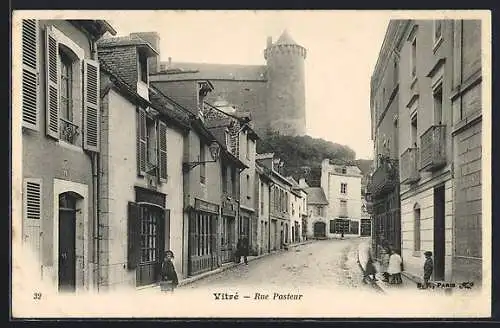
[213,292,304,301]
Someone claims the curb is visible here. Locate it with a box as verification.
[356,250,385,294]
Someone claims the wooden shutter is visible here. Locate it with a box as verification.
[83,59,100,152]
[164,209,170,252]
[22,19,39,130]
[127,202,141,270]
[158,120,167,181]
[136,108,147,176]
[45,27,59,139]
[23,178,42,259]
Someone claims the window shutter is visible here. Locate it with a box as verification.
[83,59,100,152]
[164,209,170,252]
[45,27,59,139]
[22,19,39,130]
[127,202,141,270]
[158,120,168,181]
[136,108,146,175]
[23,178,42,258]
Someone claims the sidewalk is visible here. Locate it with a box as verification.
[142,239,315,292]
[372,261,415,293]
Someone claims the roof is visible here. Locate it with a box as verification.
[99,57,191,131]
[305,187,329,205]
[97,35,159,57]
[69,20,117,39]
[275,29,298,45]
[153,62,268,81]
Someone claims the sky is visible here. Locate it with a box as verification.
[106,11,390,160]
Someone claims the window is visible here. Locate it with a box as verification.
[222,165,227,193]
[140,206,161,263]
[246,174,251,199]
[341,167,347,174]
[340,183,347,194]
[231,167,237,197]
[41,25,99,151]
[330,220,335,234]
[225,129,230,151]
[434,20,443,45]
[137,109,167,180]
[411,115,418,147]
[59,50,78,144]
[414,205,421,252]
[411,37,417,79]
[246,135,250,160]
[200,141,206,184]
[138,50,148,83]
[146,118,157,169]
[339,200,347,217]
[433,84,443,125]
[316,206,321,216]
[260,182,264,214]
[394,57,399,84]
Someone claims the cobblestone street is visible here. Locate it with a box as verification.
[183,237,370,291]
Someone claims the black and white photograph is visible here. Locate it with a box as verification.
[11,10,491,318]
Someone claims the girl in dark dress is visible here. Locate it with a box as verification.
[160,250,178,292]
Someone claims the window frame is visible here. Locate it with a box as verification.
[410,35,417,81]
[433,20,444,51]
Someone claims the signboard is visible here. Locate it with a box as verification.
[194,198,220,214]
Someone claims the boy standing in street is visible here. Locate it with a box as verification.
[423,251,434,289]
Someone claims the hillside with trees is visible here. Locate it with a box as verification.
[256,130,373,187]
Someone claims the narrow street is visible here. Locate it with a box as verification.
[183,237,371,291]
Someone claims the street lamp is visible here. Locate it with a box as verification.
[183,141,221,172]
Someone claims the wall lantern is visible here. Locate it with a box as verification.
[183,141,221,173]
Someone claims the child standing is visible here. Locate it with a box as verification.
[160,250,178,292]
[387,248,403,285]
[423,251,434,289]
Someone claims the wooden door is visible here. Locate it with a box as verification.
[58,209,76,292]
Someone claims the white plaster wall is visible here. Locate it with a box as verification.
[107,90,184,288]
[327,173,362,220]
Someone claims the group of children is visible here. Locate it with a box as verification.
[363,241,434,289]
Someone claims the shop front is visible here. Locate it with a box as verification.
[188,198,219,277]
[220,202,237,264]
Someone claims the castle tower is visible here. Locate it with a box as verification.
[264,29,307,136]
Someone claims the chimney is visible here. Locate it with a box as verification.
[266,36,272,48]
[130,32,160,74]
[168,56,172,69]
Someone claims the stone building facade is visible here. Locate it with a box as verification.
[369,19,483,284]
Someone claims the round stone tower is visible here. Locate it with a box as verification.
[264,29,307,136]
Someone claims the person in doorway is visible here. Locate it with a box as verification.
[387,248,403,285]
[160,250,178,292]
[422,251,434,289]
[237,236,249,265]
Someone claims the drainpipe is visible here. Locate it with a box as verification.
[268,181,275,252]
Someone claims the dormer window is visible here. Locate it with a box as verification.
[138,50,148,83]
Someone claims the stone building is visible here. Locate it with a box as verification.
[369,19,483,284]
[304,186,329,239]
[321,159,363,236]
[144,29,307,137]
[19,19,115,292]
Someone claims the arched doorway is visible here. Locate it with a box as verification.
[58,192,79,292]
[313,221,326,238]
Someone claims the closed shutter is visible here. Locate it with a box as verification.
[158,120,167,181]
[136,108,146,176]
[45,27,59,139]
[127,202,141,270]
[164,209,170,253]
[22,19,39,130]
[83,59,100,152]
[23,178,42,262]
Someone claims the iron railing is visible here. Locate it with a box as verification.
[59,118,79,144]
[420,124,446,171]
[400,147,420,184]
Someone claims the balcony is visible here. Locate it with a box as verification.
[60,118,79,145]
[400,147,420,184]
[367,158,398,197]
[420,124,446,172]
